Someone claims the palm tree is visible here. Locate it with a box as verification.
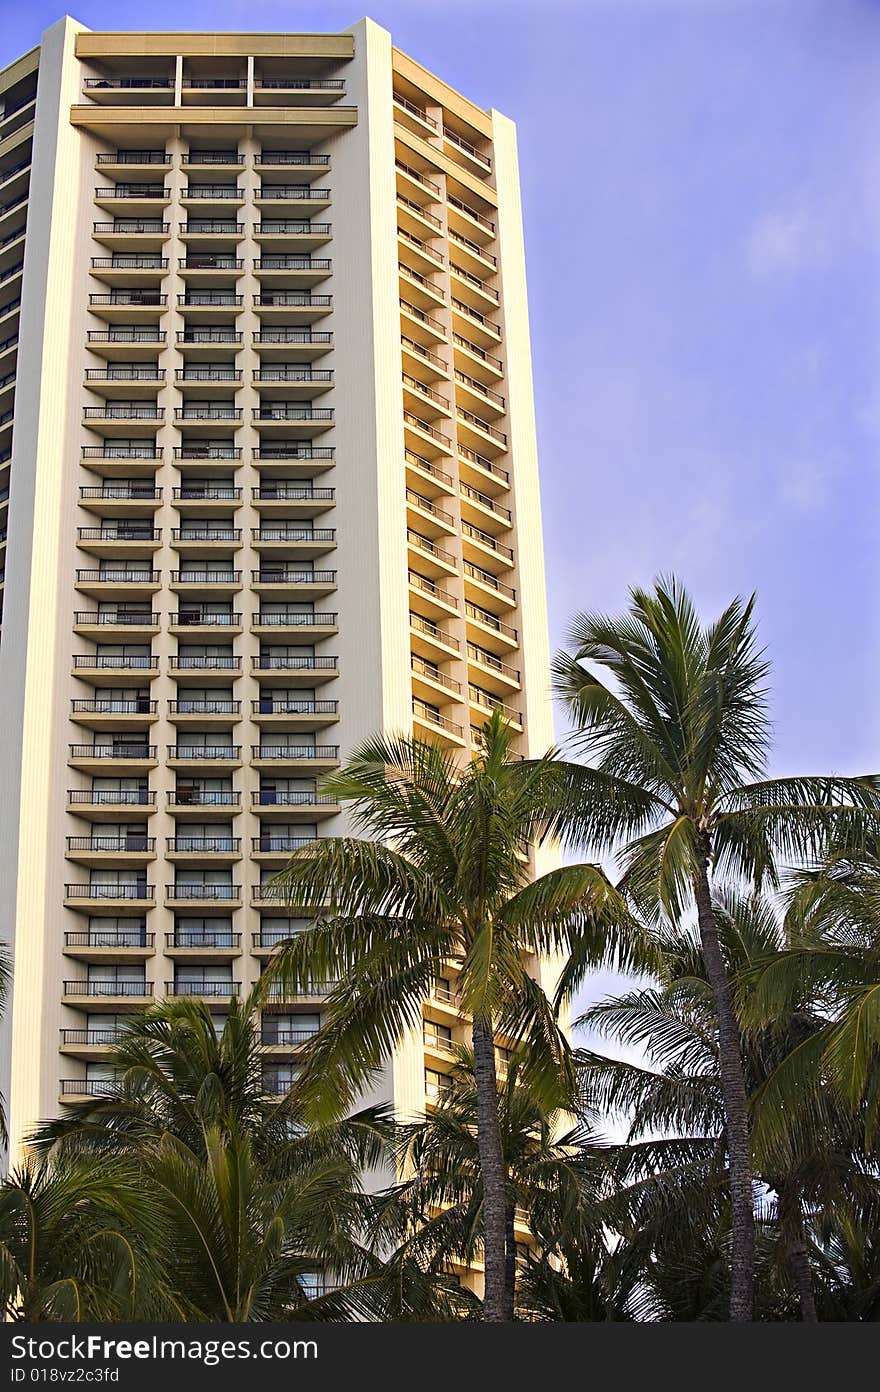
[746,836,880,1135]
[577,888,879,1320]
[35,997,394,1320]
[372,1048,599,1317]
[0,1155,156,1321]
[266,713,643,1321]
[553,577,880,1320]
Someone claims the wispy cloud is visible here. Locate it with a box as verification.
[744,198,831,280]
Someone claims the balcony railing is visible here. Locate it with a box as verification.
[170,656,240,671]
[462,522,514,560]
[63,980,153,997]
[412,701,463,737]
[65,882,152,900]
[447,194,495,232]
[395,159,441,196]
[66,836,155,853]
[166,838,240,853]
[169,699,240,715]
[252,698,338,716]
[60,1079,122,1097]
[69,743,156,759]
[170,570,242,584]
[252,612,337,627]
[65,929,153,947]
[84,77,174,90]
[411,657,461,693]
[253,745,338,760]
[255,152,330,166]
[252,655,337,672]
[96,151,170,165]
[253,486,334,502]
[71,699,158,715]
[409,613,460,651]
[167,930,241,947]
[252,791,338,808]
[72,655,158,670]
[166,884,240,900]
[252,570,336,585]
[463,562,516,599]
[67,789,154,806]
[60,1028,126,1046]
[465,602,518,642]
[167,744,240,759]
[73,610,159,625]
[171,611,240,626]
[168,790,241,807]
[252,836,316,854]
[166,980,240,997]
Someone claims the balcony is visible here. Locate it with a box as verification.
[68,742,157,773]
[82,405,164,436]
[412,699,465,746]
[59,1079,122,1101]
[71,653,159,684]
[73,609,159,639]
[177,291,244,322]
[254,221,332,252]
[411,656,462,704]
[251,697,338,730]
[447,194,496,244]
[63,928,155,962]
[451,297,501,347]
[83,77,174,103]
[255,151,330,171]
[167,698,241,726]
[461,521,515,573]
[165,835,241,861]
[180,185,245,212]
[167,790,242,818]
[76,526,162,558]
[175,368,242,399]
[70,697,158,731]
[409,613,460,663]
[251,526,335,558]
[407,529,457,578]
[408,570,459,621]
[88,290,168,321]
[94,184,171,216]
[169,570,242,596]
[61,979,153,1010]
[173,405,242,435]
[261,1025,319,1054]
[170,529,242,562]
[463,561,517,613]
[179,220,244,248]
[253,294,332,327]
[66,788,156,820]
[173,485,242,513]
[253,258,332,290]
[251,654,338,686]
[251,569,337,600]
[96,150,171,174]
[250,744,340,771]
[169,609,242,635]
[164,930,242,962]
[403,411,452,459]
[59,1027,127,1057]
[85,328,166,361]
[167,654,241,683]
[405,448,454,494]
[90,255,169,287]
[260,979,337,1002]
[164,883,242,909]
[252,367,333,398]
[165,980,240,1004]
[467,642,521,692]
[177,329,243,356]
[465,601,518,653]
[251,485,335,517]
[252,77,345,105]
[92,221,171,252]
[166,743,242,769]
[458,445,510,493]
[63,881,154,912]
[78,483,162,517]
[178,253,244,281]
[252,328,333,362]
[182,152,244,169]
[469,687,523,732]
[459,481,512,532]
[250,610,337,639]
[65,834,156,868]
[251,790,340,822]
[251,834,317,865]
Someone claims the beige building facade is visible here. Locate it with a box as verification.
[0,18,557,1188]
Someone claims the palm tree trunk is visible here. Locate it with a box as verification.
[505,1201,517,1316]
[776,1185,818,1322]
[693,858,754,1322]
[472,1016,512,1321]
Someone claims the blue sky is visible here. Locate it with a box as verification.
[3,0,876,780]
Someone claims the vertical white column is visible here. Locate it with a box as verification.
[0,14,93,1159]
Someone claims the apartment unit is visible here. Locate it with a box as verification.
[0,18,557,1240]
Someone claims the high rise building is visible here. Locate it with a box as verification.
[0,16,557,1207]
